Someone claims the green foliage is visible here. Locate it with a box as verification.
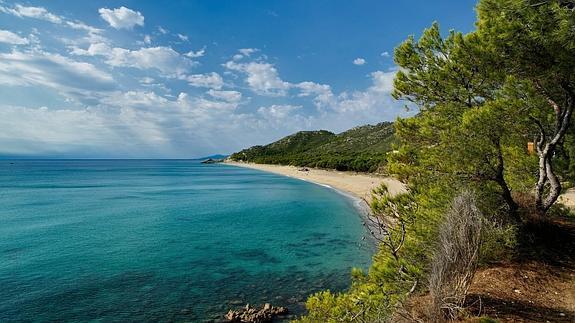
[391,21,541,220]
[298,182,449,322]
[476,0,575,213]
[230,122,396,172]
[479,220,518,264]
[547,202,575,219]
[556,126,575,183]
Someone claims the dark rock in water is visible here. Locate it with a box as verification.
[201,158,224,164]
[225,303,288,322]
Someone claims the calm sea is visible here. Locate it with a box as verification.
[0,160,373,321]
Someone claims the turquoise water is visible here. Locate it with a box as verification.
[0,160,373,321]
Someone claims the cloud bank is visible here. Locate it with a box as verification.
[0,3,408,158]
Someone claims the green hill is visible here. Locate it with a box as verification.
[229,122,396,172]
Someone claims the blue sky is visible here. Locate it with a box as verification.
[0,0,477,158]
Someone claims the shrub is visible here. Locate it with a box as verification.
[429,191,482,321]
[479,220,517,264]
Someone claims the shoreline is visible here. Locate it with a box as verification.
[225,161,575,212]
[223,161,406,217]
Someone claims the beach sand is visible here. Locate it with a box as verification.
[225,161,406,202]
[559,188,575,209]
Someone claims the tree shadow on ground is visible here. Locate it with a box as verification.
[465,294,575,322]
[463,214,575,322]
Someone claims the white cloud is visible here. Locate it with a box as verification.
[185,47,205,58]
[238,48,258,56]
[106,47,191,75]
[381,51,390,57]
[192,97,239,111]
[66,21,103,34]
[72,43,194,76]
[258,104,301,120]
[0,4,105,45]
[330,70,397,115]
[0,4,62,23]
[353,57,366,65]
[158,26,168,34]
[177,33,189,42]
[0,29,28,45]
[255,69,401,132]
[101,91,169,108]
[65,20,107,44]
[140,77,155,84]
[295,81,334,108]
[70,42,109,56]
[296,82,327,95]
[207,89,242,103]
[0,105,121,156]
[0,88,250,157]
[370,70,395,93]
[223,61,290,96]
[98,6,144,30]
[184,72,224,89]
[0,24,406,158]
[0,50,115,94]
[0,100,191,157]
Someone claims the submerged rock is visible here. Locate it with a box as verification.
[224,303,288,322]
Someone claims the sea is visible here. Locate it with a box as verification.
[0,159,374,321]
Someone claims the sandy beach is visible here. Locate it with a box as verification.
[225,161,406,202]
[559,188,575,209]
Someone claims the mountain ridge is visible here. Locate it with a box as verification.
[229,122,396,172]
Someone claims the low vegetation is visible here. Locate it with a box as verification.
[296,0,575,322]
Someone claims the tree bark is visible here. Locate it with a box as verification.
[543,155,562,209]
[534,151,547,211]
[493,139,520,221]
[533,83,574,214]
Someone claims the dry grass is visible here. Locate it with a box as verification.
[429,191,483,321]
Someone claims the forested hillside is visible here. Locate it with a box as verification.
[229,122,396,172]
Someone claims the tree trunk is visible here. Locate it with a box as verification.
[544,155,562,209]
[493,138,520,221]
[534,150,547,212]
[533,83,574,214]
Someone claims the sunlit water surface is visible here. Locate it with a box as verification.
[0,160,373,321]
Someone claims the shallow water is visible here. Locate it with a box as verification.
[0,160,373,321]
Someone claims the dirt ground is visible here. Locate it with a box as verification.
[395,215,575,323]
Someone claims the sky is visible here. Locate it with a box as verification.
[0,0,477,158]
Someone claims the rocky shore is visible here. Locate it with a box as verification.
[225,303,289,322]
